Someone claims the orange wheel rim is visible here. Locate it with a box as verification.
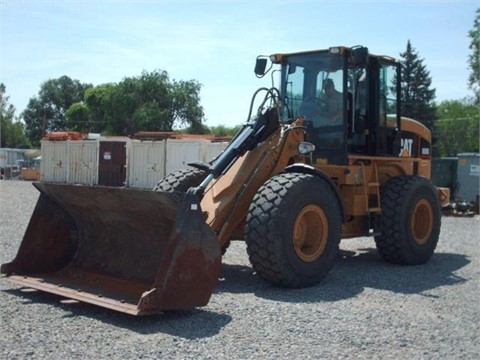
[411,199,433,245]
[293,205,328,262]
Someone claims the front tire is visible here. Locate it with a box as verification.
[374,176,441,265]
[245,172,342,288]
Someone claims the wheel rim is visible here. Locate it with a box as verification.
[293,204,328,262]
[411,199,433,245]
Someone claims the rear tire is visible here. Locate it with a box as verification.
[374,176,441,265]
[153,169,206,192]
[245,172,341,288]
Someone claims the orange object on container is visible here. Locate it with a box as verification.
[42,132,85,141]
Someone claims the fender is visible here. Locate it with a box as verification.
[284,163,345,222]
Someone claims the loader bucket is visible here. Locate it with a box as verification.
[1,183,221,315]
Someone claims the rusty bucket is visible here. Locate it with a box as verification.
[1,183,221,315]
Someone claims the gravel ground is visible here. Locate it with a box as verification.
[0,180,479,359]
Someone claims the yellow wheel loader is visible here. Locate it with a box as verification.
[1,46,449,315]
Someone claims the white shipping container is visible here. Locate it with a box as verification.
[40,137,231,189]
[41,141,68,183]
[128,141,166,189]
[205,142,228,162]
[41,140,99,184]
[68,141,98,185]
[165,139,205,175]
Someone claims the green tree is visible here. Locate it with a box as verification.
[83,84,115,133]
[0,83,30,148]
[22,97,48,146]
[171,79,204,130]
[101,70,205,136]
[182,122,209,134]
[22,76,92,146]
[180,124,241,136]
[6,121,30,148]
[65,102,90,132]
[0,83,15,147]
[208,124,241,137]
[434,99,480,156]
[468,8,480,104]
[102,75,150,135]
[398,41,437,131]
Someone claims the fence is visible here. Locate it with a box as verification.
[0,148,41,180]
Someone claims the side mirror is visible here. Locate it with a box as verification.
[254,58,268,76]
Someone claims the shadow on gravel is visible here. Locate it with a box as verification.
[63,306,232,339]
[2,287,232,338]
[1,249,469,336]
[216,249,470,304]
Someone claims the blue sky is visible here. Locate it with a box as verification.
[1,0,478,128]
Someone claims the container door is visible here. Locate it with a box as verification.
[165,140,204,175]
[128,141,165,189]
[68,141,98,185]
[41,141,68,183]
[98,141,126,187]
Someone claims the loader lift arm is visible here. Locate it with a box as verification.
[188,88,281,197]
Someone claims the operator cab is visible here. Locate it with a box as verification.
[258,46,401,164]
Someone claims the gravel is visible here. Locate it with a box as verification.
[0,180,479,359]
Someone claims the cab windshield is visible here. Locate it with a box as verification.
[281,52,345,150]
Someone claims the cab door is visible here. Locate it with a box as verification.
[377,59,401,156]
[363,57,401,156]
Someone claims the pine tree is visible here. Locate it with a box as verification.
[398,40,437,131]
[467,8,480,104]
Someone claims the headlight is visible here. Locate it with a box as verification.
[298,142,315,155]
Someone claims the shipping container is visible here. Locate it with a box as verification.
[98,141,127,187]
[38,137,228,188]
[165,139,205,175]
[126,139,229,189]
[41,141,69,183]
[456,153,480,203]
[68,141,98,185]
[205,142,229,162]
[431,157,458,200]
[128,140,166,189]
